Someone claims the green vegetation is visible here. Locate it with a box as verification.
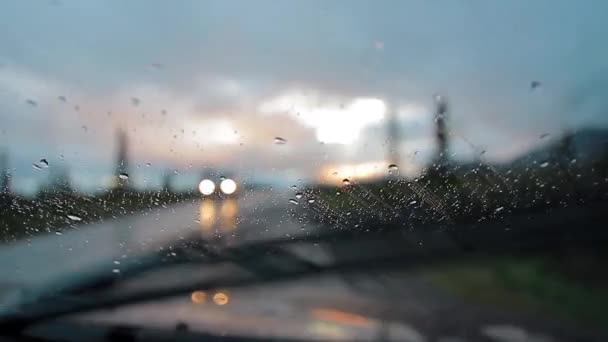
[309,157,608,227]
[424,255,608,330]
[0,190,199,243]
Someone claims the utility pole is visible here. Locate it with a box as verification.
[434,94,449,169]
[385,103,401,173]
[114,128,130,190]
[162,170,172,193]
[0,149,10,194]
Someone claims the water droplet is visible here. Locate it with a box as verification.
[67,214,82,221]
[32,163,42,170]
[539,133,551,139]
[131,97,140,106]
[342,178,351,186]
[291,185,297,190]
[288,199,299,205]
[151,62,163,69]
[409,200,417,205]
[414,151,419,155]
[25,99,37,106]
[58,95,67,102]
[113,260,121,265]
[39,159,49,168]
[307,198,316,203]
[495,207,504,213]
[274,137,287,145]
[530,81,541,89]
[570,158,577,164]
[388,164,399,174]
[295,192,303,199]
[539,161,550,168]
[146,162,151,167]
[112,269,120,274]
[118,173,129,180]
[55,231,63,236]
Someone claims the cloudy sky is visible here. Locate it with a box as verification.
[1,0,607,194]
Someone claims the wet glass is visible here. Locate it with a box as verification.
[0,1,607,341]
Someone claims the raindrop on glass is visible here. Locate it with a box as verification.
[25,99,37,106]
[112,269,120,274]
[530,80,541,90]
[342,178,351,186]
[494,207,505,213]
[58,95,67,102]
[295,192,303,199]
[307,198,316,203]
[291,185,297,190]
[131,97,140,106]
[539,161,550,168]
[409,200,417,205]
[274,137,287,145]
[55,231,63,236]
[32,163,42,170]
[39,159,49,168]
[539,133,551,139]
[288,199,299,205]
[388,164,399,172]
[118,173,129,180]
[67,214,82,221]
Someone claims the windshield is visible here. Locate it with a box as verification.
[1,1,607,341]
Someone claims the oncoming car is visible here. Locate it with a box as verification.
[198,175,239,198]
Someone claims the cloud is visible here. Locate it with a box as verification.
[2,0,608,192]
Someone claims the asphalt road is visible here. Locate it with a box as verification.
[0,189,317,290]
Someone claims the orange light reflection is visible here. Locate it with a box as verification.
[311,308,371,327]
[199,200,216,236]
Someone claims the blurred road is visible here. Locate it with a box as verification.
[0,189,316,289]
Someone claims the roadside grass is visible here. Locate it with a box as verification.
[423,256,608,330]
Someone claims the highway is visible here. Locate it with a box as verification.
[0,188,318,289]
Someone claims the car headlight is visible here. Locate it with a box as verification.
[220,178,237,195]
[198,179,216,195]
